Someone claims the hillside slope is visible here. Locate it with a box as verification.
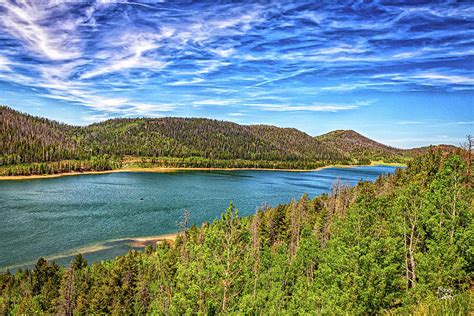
[1,106,348,167]
[315,129,460,163]
[1,106,81,164]
[82,117,347,162]
[315,129,406,163]
[407,144,459,155]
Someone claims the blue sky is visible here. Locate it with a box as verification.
[0,1,472,148]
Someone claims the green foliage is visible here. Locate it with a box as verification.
[0,152,472,314]
[0,156,122,176]
[133,156,328,170]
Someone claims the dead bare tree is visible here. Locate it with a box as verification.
[290,199,298,259]
[321,179,351,248]
[220,207,242,312]
[250,212,261,299]
[402,191,422,290]
[177,209,191,262]
[460,135,472,177]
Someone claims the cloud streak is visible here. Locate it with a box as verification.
[0,1,81,60]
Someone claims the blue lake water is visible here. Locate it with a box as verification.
[0,165,399,271]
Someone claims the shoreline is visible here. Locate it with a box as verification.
[0,162,406,181]
[125,233,179,247]
[1,232,180,272]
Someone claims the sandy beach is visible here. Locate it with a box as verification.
[128,233,179,247]
[1,232,180,272]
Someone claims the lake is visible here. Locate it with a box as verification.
[0,165,399,271]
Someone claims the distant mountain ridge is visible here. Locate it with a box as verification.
[315,129,405,163]
[316,129,400,153]
[316,129,457,152]
[0,106,458,171]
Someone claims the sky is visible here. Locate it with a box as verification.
[0,0,472,148]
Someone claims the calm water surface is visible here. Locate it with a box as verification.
[0,166,399,270]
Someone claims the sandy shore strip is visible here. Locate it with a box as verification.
[127,233,179,247]
[0,232,180,272]
[0,162,406,180]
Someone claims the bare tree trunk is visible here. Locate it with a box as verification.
[408,223,417,288]
[222,279,228,312]
[467,135,472,177]
[250,214,260,299]
[290,201,297,259]
[461,135,472,177]
[178,209,191,263]
[451,176,458,243]
[221,208,241,313]
[403,217,410,291]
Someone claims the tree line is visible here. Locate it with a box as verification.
[0,156,122,176]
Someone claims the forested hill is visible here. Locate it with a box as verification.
[1,106,345,165]
[315,129,458,163]
[83,117,344,162]
[0,106,458,175]
[315,129,403,158]
[1,151,472,314]
[1,106,80,163]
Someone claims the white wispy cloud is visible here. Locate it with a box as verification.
[397,121,424,125]
[392,52,421,59]
[321,81,397,92]
[414,73,474,85]
[188,60,232,76]
[316,45,366,55]
[381,135,461,148]
[430,121,474,127]
[80,33,166,79]
[251,68,319,87]
[191,95,373,112]
[165,78,204,86]
[228,112,246,117]
[210,47,235,58]
[246,102,362,112]
[80,56,166,80]
[42,90,175,115]
[192,99,238,106]
[0,1,80,60]
[210,10,263,31]
[0,55,13,71]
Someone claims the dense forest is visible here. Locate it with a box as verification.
[1,106,454,176]
[1,151,472,314]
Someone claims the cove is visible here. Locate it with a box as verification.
[0,165,400,271]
